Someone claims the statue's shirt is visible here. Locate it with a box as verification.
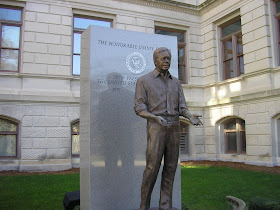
[134,69,188,117]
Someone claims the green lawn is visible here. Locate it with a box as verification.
[181,165,280,209]
[0,173,79,209]
[0,166,279,209]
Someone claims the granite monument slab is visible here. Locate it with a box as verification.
[80,26,181,210]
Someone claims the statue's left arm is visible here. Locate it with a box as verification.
[178,83,203,126]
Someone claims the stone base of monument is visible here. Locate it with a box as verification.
[63,190,80,210]
[149,208,180,210]
[132,208,180,210]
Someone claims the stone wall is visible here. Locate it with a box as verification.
[24,2,72,76]
[0,103,79,171]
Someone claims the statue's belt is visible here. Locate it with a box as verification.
[155,115,180,127]
[157,115,179,122]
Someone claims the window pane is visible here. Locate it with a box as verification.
[223,39,233,60]
[237,35,243,55]
[0,135,16,156]
[74,17,110,29]
[224,59,233,79]
[73,55,80,75]
[180,133,189,154]
[279,41,280,64]
[227,132,237,152]
[222,20,241,37]
[1,49,19,71]
[225,119,236,130]
[240,120,245,130]
[279,18,280,35]
[2,25,20,48]
[277,2,280,13]
[72,134,80,155]
[238,56,244,75]
[178,65,185,82]
[180,134,186,150]
[178,46,185,64]
[241,131,246,152]
[155,29,184,42]
[180,122,189,133]
[0,8,21,22]
[74,33,81,54]
[0,119,17,131]
[72,121,80,133]
[73,17,111,75]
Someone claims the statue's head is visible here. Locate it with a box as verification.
[153,47,171,72]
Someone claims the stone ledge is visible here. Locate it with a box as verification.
[19,164,72,172]
[0,165,19,171]
[205,88,280,107]
[180,157,276,167]
[71,158,80,168]
[226,196,246,210]
[0,93,79,103]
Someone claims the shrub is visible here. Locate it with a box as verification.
[249,197,280,210]
[181,203,188,210]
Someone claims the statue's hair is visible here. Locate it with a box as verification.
[153,47,171,64]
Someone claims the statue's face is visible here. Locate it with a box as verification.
[155,51,171,72]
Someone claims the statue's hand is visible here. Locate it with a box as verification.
[156,116,169,127]
[189,114,203,126]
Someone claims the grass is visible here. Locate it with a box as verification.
[0,173,79,209]
[0,166,279,209]
[181,165,280,209]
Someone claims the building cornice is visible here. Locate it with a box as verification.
[27,0,222,16]
[115,0,229,16]
[198,0,225,14]
[141,0,198,9]
[116,0,200,15]
[139,0,220,10]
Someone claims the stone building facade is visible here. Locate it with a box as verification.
[0,0,280,171]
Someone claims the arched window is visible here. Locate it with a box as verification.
[71,120,80,156]
[271,113,280,164]
[0,118,18,158]
[180,121,189,154]
[224,118,246,154]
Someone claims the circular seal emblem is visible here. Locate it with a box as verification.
[126,52,146,74]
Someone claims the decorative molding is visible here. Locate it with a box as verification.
[27,0,221,16]
[198,0,226,15]
[0,72,79,81]
[116,0,200,15]
[143,0,198,9]
[205,88,280,107]
[114,0,232,17]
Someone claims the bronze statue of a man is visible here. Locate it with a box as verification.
[134,47,202,210]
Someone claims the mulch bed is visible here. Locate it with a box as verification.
[1,161,280,176]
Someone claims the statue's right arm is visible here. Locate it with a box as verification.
[137,111,168,126]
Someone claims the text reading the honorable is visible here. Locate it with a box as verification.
[98,40,154,51]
